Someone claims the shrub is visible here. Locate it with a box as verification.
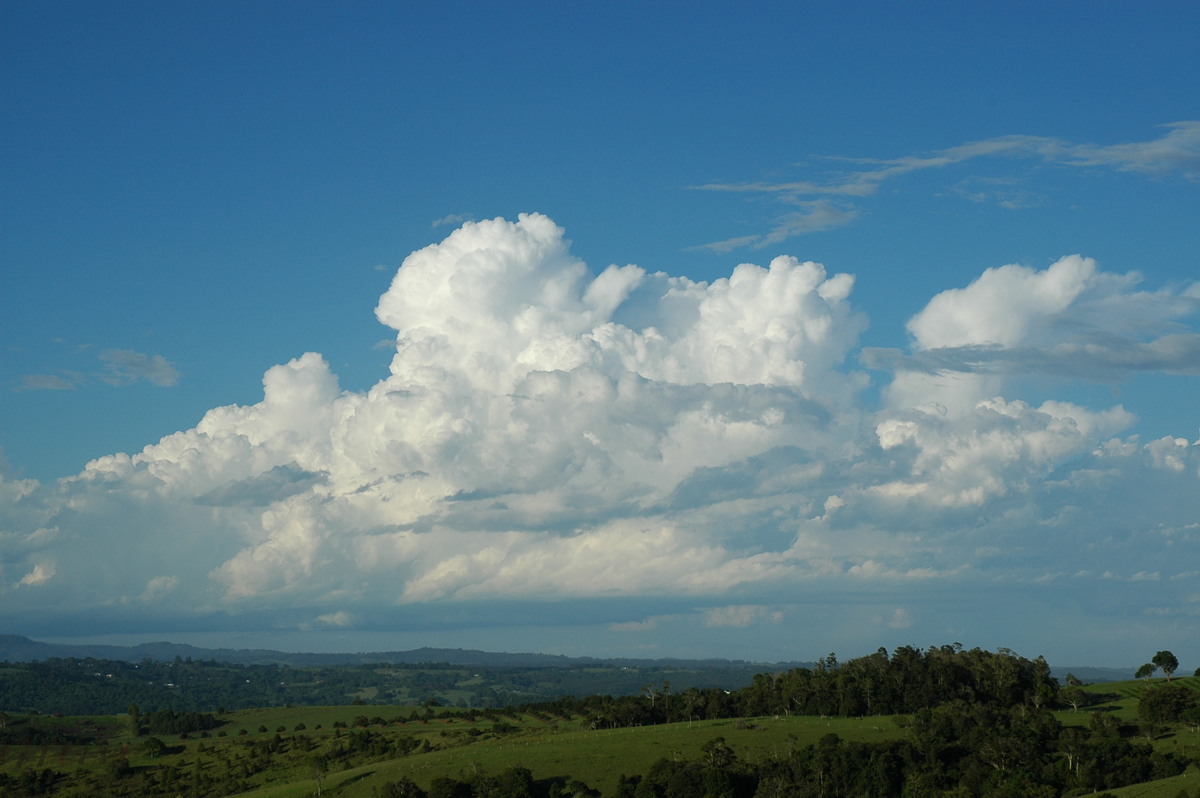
[1139,683,1200,723]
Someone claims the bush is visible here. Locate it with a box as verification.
[377,776,428,797]
[1139,683,1200,723]
[142,737,167,758]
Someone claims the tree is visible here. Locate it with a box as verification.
[1135,663,1157,680]
[378,777,428,798]
[701,736,736,769]
[307,755,330,796]
[1059,727,1087,777]
[1060,685,1087,712]
[142,736,168,758]
[1138,682,1199,724]
[494,766,536,798]
[1152,650,1179,681]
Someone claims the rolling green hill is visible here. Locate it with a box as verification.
[2,687,1197,797]
[1,649,1197,797]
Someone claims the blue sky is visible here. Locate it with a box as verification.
[2,1,1198,669]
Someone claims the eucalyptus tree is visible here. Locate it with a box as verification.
[1152,650,1178,681]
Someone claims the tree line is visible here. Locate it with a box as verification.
[1,644,1196,797]
[522,644,1060,729]
[0,655,768,716]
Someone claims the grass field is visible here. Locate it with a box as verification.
[2,678,1199,796]
[234,713,913,797]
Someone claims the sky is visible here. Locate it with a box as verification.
[1,1,1198,670]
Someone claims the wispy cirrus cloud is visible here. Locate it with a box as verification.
[693,122,1200,251]
[864,334,1200,381]
[17,374,80,391]
[431,213,475,228]
[16,348,180,391]
[703,605,783,628]
[97,349,180,387]
[692,201,859,252]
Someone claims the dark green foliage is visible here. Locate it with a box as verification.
[428,776,473,798]
[543,645,1062,733]
[377,776,429,797]
[756,737,907,797]
[0,654,780,715]
[1,646,1057,721]
[142,735,168,757]
[0,714,98,746]
[731,644,1059,721]
[142,708,221,735]
[1059,684,1088,711]
[617,701,1190,798]
[393,767,598,798]
[1153,651,1180,680]
[908,701,1061,792]
[0,645,1191,798]
[1138,682,1200,723]
[0,768,64,796]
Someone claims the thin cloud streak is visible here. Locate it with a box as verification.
[15,349,180,391]
[17,374,78,391]
[694,202,860,253]
[694,122,1200,250]
[864,334,1200,381]
[97,349,180,387]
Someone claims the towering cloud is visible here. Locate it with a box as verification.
[0,215,1196,655]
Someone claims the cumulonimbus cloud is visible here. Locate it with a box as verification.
[0,214,1195,645]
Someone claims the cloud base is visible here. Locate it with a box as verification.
[2,214,1197,666]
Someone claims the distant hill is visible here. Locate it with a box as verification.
[0,634,802,670]
[1049,665,1140,684]
[0,634,1136,681]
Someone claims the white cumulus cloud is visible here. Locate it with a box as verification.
[0,214,1196,660]
[877,255,1199,415]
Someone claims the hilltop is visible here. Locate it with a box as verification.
[0,644,1196,797]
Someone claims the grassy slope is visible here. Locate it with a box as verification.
[238,713,907,798]
[1052,677,1200,798]
[3,677,1198,796]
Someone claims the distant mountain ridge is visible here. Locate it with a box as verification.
[0,635,1135,682]
[0,634,798,670]
[1050,665,1140,684]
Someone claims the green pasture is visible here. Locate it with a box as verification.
[4,679,1200,797]
[222,704,428,733]
[236,713,909,798]
[1101,767,1200,798]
